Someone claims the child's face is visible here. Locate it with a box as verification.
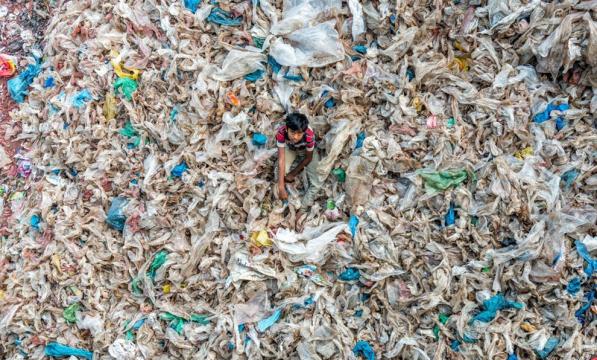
[287,128,304,144]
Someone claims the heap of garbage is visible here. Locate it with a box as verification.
[1,0,595,359]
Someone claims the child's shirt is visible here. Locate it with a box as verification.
[275,125,316,152]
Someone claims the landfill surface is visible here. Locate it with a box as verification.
[1,0,596,359]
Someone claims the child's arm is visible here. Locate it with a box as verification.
[277,147,288,200]
[286,151,313,182]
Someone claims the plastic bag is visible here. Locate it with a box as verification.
[273,222,347,263]
[183,0,201,14]
[114,78,138,100]
[348,0,365,41]
[212,49,266,81]
[270,0,341,35]
[44,342,93,360]
[0,54,16,77]
[7,61,41,103]
[270,21,345,68]
[106,197,129,232]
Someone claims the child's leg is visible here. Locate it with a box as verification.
[302,150,322,208]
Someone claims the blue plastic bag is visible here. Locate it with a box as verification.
[353,340,375,360]
[445,202,456,226]
[575,240,596,277]
[44,77,55,88]
[72,89,93,109]
[268,56,282,74]
[44,342,93,360]
[472,294,523,323]
[355,131,366,149]
[338,267,360,281]
[7,62,42,103]
[450,340,461,351]
[106,197,128,232]
[353,45,367,54]
[535,338,558,359]
[207,8,242,26]
[252,133,267,146]
[560,169,579,188]
[183,0,201,13]
[257,309,282,332]
[349,214,359,238]
[171,161,188,178]
[574,286,595,324]
[533,102,569,126]
[30,214,41,231]
[507,353,518,360]
[566,277,581,295]
[244,69,264,82]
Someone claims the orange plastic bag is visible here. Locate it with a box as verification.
[0,55,16,77]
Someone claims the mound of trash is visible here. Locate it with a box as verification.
[1,0,595,359]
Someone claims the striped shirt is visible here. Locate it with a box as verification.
[276,125,316,151]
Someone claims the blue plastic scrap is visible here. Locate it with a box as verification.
[252,133,267,146]
[244,69,264,82]
[268,56,282,74]
[44,77,55,88]
[574,286,595,324]
[560,169,579,188]
[170,106,179,121]
[8,62,42,103]
[257,309,282,332]
[171,161,188,178]
[353,340,375,360]
[207,8,242,26]
[324,98,336,108]
[353,45,367,54]
[355,131,366,149]
[575,240,596,277]
[507,353,518,360]
[472,294,523,323]
[535,338,558,359]
[106,196,129,232]
[533,102,570,130]
[30,214,41,231]
[183,0,201,13]
[566,277,581,295]
[44,342,93,360]
[283,72,303,82]
[406,68,415,81]
[72,89,93,109]
[450,340,461,352]
[339,267,360,281]
[349,214,359,238]
[445,202,456,226]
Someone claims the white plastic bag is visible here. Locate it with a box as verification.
[270,21,345,67]
[211,49,266,81]
[274,222,347,263]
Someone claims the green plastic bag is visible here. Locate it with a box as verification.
[332,168,346,183]
[147,250,168,280]
[63,303,80,323]
[114,78,138,100]
[417,169,468,194]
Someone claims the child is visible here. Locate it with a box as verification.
[275,113,322,210]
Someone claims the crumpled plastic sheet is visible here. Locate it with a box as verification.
[1,0,596,359]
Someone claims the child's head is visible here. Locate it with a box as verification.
[285,112,308,144]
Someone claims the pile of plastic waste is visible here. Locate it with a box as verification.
[1,0,595,359]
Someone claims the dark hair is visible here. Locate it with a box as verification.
[285,112,309,132]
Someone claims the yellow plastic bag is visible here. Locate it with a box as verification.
[449,57,470,72]
[111,51,140,80]
[514,147,533,160]
[103,93,116,121]
[250,230,272,247]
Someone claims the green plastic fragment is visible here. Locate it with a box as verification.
[147,250,168,280]
[252,36,265,49]
[114,78,138,100]
[326,199,336,210]
[160,312,187,335]
[190,314,210,325]
[447,117,456,127]
[131,277,142,294]
[417,169,468,194]
[482,267,491,273]
[119,121,138,138]
[63,303,80,323]
[332,168,346,183]
[433,313,450,339]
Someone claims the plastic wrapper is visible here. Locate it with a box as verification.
[1,0,596,359]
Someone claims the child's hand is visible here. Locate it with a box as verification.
[285,174,296,183]
[278,185,288,200]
